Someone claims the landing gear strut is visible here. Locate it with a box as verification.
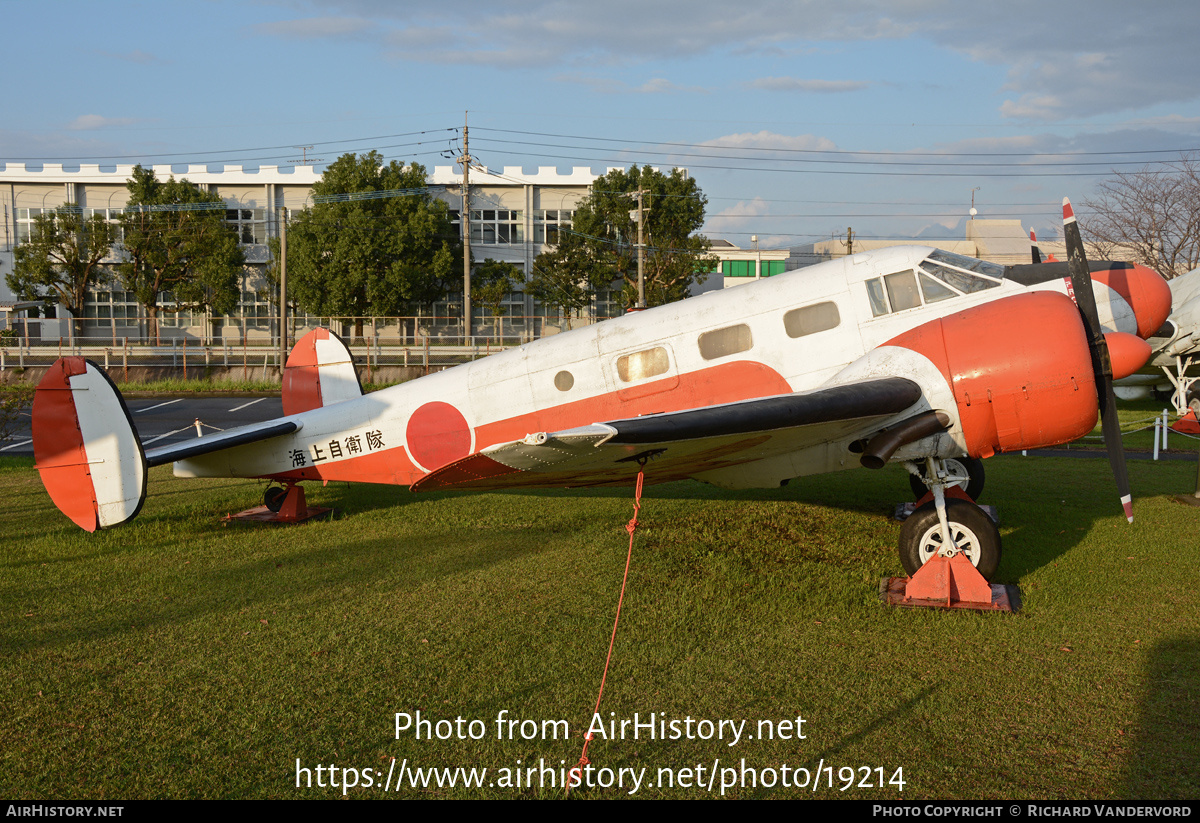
[907,456,985,502]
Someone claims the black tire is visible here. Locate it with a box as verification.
[898,497,1001,581]
[264,486,288,513]
[908,456,985,502]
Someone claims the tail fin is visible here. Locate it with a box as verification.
[282,328,363,416]
[33,358,146,532]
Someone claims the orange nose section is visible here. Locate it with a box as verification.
[1093,264,1172,339]
[1104,331,1152,380]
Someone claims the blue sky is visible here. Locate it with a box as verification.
[4,0,1199,249]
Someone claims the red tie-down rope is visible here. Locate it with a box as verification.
[567,464,645,795]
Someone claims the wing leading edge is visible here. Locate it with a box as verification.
[412,377,924,492]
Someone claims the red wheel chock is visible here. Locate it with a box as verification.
[222,483,332,526]
[884,485,1020,612]
[881,557,1019,612]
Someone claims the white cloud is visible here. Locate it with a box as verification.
[747,77,869,93]
[700,131,838,152]
[262,1,1200,118]
[253,16,376,39]
[98,49,165,65]
[555,75,707,94]
[67,115,139,131]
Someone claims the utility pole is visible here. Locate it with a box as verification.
[632,188,650,308]
[459,112,473,342]
[838,227,854,257]
[278,207,288,373]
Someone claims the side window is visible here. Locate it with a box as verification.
[698,324,753,360]
[616,347,670,382]
[884,270,922,312]
[866,278,889,317]
[783,302,841,338]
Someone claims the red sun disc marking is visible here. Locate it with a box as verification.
[406,402,473,472]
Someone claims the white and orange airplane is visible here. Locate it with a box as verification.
[31,201,1171,581]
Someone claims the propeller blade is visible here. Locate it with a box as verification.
[1030,229,1042,264]
[1063,198,1134,523]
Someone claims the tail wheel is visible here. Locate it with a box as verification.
[264,486,288,513]
[909,456,985,502]
[899,497,1001,581]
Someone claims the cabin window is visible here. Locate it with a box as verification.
[884,270,922,312]
[616,347,670,382]
[698,324,753,360]
[784,302,841,338]
[919,272,959,303]
[554,370,574,391]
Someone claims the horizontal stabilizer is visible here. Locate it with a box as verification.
[143,419,302,467]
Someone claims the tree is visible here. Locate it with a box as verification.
[274,152,461,337]
[554,165,715,309]
[472,258,523,343]
[6,205,114,337]
[118,166,244,342]
[528,229,612,329]
[1082,154,1200,279]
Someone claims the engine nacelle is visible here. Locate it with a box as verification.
[884,292,1102,458]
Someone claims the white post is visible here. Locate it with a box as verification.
[1153,418,1160,460]
[1162,409,1169,452]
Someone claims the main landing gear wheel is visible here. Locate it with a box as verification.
[264,486,288,513]
[908,456,985,502]
[899,497,1001,581]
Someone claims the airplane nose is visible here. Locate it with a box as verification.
[1092,264,1172,339]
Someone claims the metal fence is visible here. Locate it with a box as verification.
[0,313,597,349]
[0,335,526,380]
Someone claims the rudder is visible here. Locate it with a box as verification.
[282,328,363,416]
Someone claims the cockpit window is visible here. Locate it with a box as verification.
[884,270,922,312]
[920,261,1002,294]
[919,272,959,303]
[926,249,1006,279]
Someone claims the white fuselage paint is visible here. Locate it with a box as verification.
[174,246,1123,487]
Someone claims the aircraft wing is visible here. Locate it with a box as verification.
[411,377,923,492]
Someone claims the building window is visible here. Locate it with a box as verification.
[15,208,43,244]
[534,209,573,244]
[225,208,266,244]
[718,260,785,277]
[83,286,140,329]
[470,209,523,244]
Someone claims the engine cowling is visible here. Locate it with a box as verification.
[885,292,1109,458]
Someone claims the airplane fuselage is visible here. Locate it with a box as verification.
[173,245,1155,489]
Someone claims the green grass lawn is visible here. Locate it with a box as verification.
[1,451,1198,800]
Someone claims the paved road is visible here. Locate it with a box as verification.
[1,395,284,458]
